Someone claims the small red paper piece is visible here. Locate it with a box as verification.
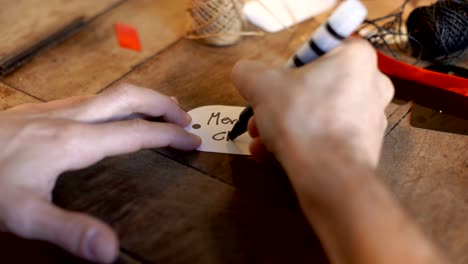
[114,23,141,52]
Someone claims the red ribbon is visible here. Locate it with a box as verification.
[377,50,468,97]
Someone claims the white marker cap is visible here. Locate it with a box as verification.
[287,0,368,67]
[328,0,368,38]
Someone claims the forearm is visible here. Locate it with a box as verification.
[282,149,448,264]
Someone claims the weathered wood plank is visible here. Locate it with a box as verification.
[0,0,121,63]
[115,18,318,105]
[3,0,189,101]
[361,0,436,19]
[54,150,328,264]
[118,251,145,264]
[360,0,405,19]
[0,232,92,264]
[385,101,412,135]
[0,82,38,109]
[411,104,468,136]
[379,109,468,263]
[0,232,143,264]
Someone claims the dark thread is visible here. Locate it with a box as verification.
[362,0,468,64]
[362,0,417,61]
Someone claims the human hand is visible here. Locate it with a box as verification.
[231,39,450,264]
[0,84,201,263]
[231,38,393,170]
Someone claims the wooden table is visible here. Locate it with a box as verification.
[0,1,467,263]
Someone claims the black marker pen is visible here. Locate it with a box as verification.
[228,0,368,141]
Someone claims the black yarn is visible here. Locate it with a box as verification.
[407,0,468,62]
[362,0,415,60]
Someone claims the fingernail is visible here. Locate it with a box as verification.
[185,113,192,124]
[193,134,202,145]
[170,96,179,105]
[87,229,117,263]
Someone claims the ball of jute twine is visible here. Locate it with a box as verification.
[186,0,261,46]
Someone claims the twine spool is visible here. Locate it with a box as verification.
[407,0,468,61]
[187,0,244,46]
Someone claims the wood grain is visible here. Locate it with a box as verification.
[360,0,436,19]
[0,232,93,264]
[379,109,468,264]
[411,104,468,136]
[0,232,143,264]
[54,150,328,264]
[3,0,189,101]
[0,0,121,62]
[0,82,38,110]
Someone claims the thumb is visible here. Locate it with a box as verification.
[231,60,281,104]
[4,196,118,263]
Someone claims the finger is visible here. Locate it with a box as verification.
[378,72,395,106]
[4,195,118,263]
[249,137,272,160]
[381,113,389,134]
[86,84,191,126]
[54,84,191,127]
[247,117,259,138]
[4,96,91,116]
[231,60,281,105]
[325,38,378,72]
[62,119,201,170]
[170,96,179,105]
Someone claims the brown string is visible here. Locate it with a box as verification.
[186,0,263,46]
[187,0,242,46]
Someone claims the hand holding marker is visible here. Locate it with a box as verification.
[228,0,368,140]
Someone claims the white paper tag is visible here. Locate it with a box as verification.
[185,105,252,155]
[243,0,336,33]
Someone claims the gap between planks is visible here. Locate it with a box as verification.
[0,0,129,102]
[0,80,45,102]
[96,38,187,95]
[118,248,149,264]
[152,148,237,188]
[119,248,152,264]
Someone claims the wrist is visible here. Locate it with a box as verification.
[279,146,448,264]
[277,139,377,217]
[276,125,381,170]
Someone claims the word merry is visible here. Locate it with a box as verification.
[207,112,238,126]
[205,112,239,142]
